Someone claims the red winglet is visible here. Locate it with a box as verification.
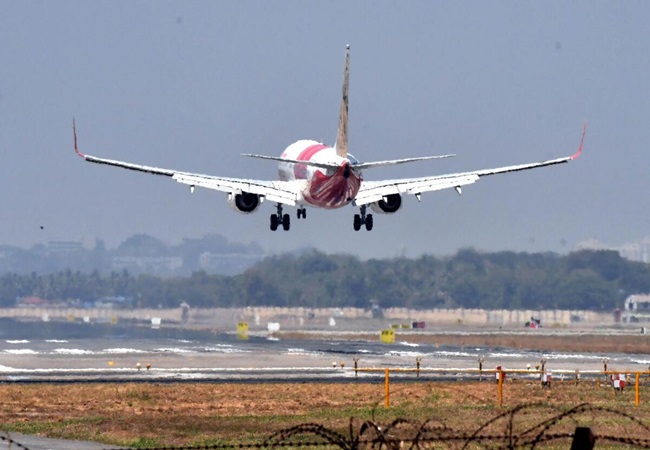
[570,121,587,160]
[73,118,86,157]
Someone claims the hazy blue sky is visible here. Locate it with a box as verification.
[1,1,648,259]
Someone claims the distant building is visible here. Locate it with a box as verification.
[94,296,134,309]
[198,252,261,275]
[622,294,650,323]
[112,256,183,274]
[16,296,52,307]
[576,238,650,263]
[46,241,84,255]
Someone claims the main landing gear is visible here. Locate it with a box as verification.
[270,206,307,231]
[270,203,290,231]
[353,205,373,231]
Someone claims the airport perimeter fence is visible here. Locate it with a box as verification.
[353,366,650,408]
[2,403,650,450]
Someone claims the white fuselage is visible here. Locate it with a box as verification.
[278,140,362,209]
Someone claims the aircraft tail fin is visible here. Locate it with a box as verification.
[334,45,350,159]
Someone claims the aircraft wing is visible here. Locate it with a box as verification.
[354,125,585,206]
[83,154,301,205]
[172,173,300,205]
[74,122,301,206]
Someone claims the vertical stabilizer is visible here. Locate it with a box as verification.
[335,45,350,159]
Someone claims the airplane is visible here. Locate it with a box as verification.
[73,45,585,232]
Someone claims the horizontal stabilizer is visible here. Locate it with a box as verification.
[353,154,455,170]
[242,153,342,171]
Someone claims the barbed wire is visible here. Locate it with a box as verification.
[2,403,649,450]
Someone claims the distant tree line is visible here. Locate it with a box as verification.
[1,249,648,311]
[0,233,263,276]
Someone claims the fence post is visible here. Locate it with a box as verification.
[498,369,503,408]
[385,368,390,408]
[571,427,595,450]
[636,372,640,406]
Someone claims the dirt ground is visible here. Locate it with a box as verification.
[1,380,649,447]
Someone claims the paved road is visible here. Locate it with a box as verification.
[1,432,123,450]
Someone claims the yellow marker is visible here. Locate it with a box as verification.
[380,329,395,344]
[108,361,114,366]
[237,321,249,340]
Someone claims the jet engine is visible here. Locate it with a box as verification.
[228,192,262,213]
[370,193,402,214]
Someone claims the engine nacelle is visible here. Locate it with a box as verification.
[370,193,402,214]
[228,192,262,214]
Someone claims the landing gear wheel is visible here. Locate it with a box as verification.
[353,214,361,231]
[297,208,307,219]
[365,214,373,231]
[270,214,278,231]
[354,205,373,231]
[282,214,290,231]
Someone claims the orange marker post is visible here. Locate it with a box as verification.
[497,369,504,408]
[385,368,390,408]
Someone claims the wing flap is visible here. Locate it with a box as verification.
[172,174,300,205]
[355,174,479,205]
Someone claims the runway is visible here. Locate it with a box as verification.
[1,319,648,383]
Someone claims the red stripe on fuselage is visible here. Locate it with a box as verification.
[293,144,328,180]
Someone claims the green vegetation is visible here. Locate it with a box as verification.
[1,248,648,311]
[3,417,105,440]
